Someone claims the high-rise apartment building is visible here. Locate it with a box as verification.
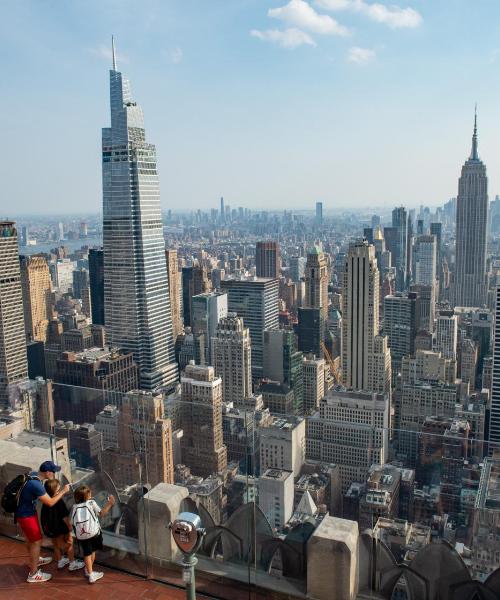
[102,43,177,390]
[88,248,104,326]
[212,313,252,405]
[453,111,488,307]
[255,241,280,279]
[180,363,227,477]
[192,291,227,365]
[392,206,408,291]
[306,390,390,492]
[165,249,183,341]
[19,255,52,343]
[342,241,390,393]
[304,247,329,322]
[0,222,28,407]
[221,277,279,380]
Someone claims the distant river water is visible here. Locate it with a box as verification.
[20,236,103,256]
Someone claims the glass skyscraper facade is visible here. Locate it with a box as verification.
[102,43,177,390]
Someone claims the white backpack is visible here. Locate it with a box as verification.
[72,502,100,540]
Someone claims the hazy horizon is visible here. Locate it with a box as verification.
[2,1,500,214]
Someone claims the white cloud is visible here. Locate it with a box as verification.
[269,0,349,36]
[316,0,422,29]
[348,46,376,64]
[251,28,317,49]
[88,44,129,64]
[170,47,183,64]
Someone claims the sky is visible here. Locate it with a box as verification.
[2,0,500,215]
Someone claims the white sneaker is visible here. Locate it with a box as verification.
[57,557,70,569]
[88,571,104,584]
[84,568,90,577]
[27,570,52,583]
[68,559,85,571]
[38,556,53,567]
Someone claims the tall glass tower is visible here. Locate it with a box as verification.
[102,39,177,390]
[453,109,488,308]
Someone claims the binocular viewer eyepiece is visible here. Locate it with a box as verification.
[169,511,206,556]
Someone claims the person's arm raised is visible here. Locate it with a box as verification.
[99,494,115,517]
[38,484,71,507]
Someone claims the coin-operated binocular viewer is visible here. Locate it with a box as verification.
[170,512,205,600]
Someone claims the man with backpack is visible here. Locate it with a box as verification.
[3,461,71,582]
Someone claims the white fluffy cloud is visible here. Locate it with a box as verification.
[269,0,349,36]
[251,27,317,49]
[316,0,422,29]
[347,46,376,64]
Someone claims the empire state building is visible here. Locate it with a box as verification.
[453,110,488,308]
[102,39,177,390]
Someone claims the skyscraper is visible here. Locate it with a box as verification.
[19,255,52,343]
[191,291,228,365]
[103,390,174,488]
[165,249,183,341]
[342,241,386,392]
[102,40,177,390]
[304,247,329,322]
[263,329,303,413]
[88,248,104,326]
[212,313,252,405]
[0,222,28,407]
[413,234,437,287]
[221,277,279,380]
[315,201,323,225]
[392,206,408,291]
[453,110,488,307]
[306,390,389,492]
[435,310,458,361]
[72,268,89,300]
[383,292,418,378]
[180,363,228,477]
[255,241,280,279]
[489,285,500,450]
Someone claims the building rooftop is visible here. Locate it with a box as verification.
[476,457,500,510]
[261,468,292,481]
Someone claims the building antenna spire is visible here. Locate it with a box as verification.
[112,35,117,71]
[471,103,478,160]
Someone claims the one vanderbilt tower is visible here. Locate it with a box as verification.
[453,109,488,308]
[102,38,177,390]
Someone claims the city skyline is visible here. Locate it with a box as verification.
[3,1,500,213]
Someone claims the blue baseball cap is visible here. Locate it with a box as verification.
[39,461,61,473]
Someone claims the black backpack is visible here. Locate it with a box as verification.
[40,504,61,538]
[1,473,34,514]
